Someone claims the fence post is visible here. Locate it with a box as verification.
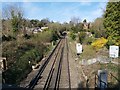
[95,74,96,88]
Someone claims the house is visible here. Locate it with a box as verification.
[32,27,42,34]
[25,27,49,34]
[83,22,92,30]
[32,27,49,34]
[86,32,93,37]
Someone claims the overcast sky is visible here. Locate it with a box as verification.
[2,1,107,23]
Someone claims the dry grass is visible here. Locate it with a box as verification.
[81,62,119,88]
[81,45,96,60]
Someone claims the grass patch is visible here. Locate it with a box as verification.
[107,63,118,72]
[81,45,96,60]
[99,63,118,72]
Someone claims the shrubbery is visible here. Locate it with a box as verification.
[2,29,60,84]
[3,48,44,84]
[106,36,120,49]
[2,34,16,41]
[84,37,94,45]
[51,30,59,42]
[91,37,108,50]
[3,57,31,84]
[3,43,44,83]
[78,32,86,44]
[70,32,76,40]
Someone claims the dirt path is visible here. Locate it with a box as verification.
[68,37,84,88]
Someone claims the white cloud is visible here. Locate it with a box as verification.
[92,2,106,16]
[79,2,107,22]
[87,2,106,22]
[80,2,91,6]
[49,2,107,23]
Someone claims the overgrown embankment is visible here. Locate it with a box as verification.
[2,30,60,84]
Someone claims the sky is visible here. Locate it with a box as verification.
[1,0,109,2]
[2,1,108,23]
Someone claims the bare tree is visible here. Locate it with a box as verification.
[2,3,24,20]
[70,17,81,26]
[2,3,24,37]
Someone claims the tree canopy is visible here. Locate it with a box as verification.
[103,1,120,45]
[91,17,106,38]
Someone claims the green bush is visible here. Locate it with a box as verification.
[84,37,94,45]
[70,32,76,40]
[3,48,44,84]
[24,49,43,64]
[78,32,86,44]
[2,34,16,41]
[2,28,60,84]
[2,41,36,67]
[3,57,31,84]
[51,30,59,42]
[105,37,116,49]
[23,34,31,39]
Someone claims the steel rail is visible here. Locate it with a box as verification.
[27,39,62,89]
[54,46,64,89]
[66,38,71,89]
[43,40,64,89]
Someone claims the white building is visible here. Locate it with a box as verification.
[41,27,48,30]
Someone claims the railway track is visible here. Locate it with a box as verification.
[43,40,64,89]
[27,37,71,90]
[59,37,71,89]
[26,39,63,89]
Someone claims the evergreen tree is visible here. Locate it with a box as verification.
[103,1,120,45]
